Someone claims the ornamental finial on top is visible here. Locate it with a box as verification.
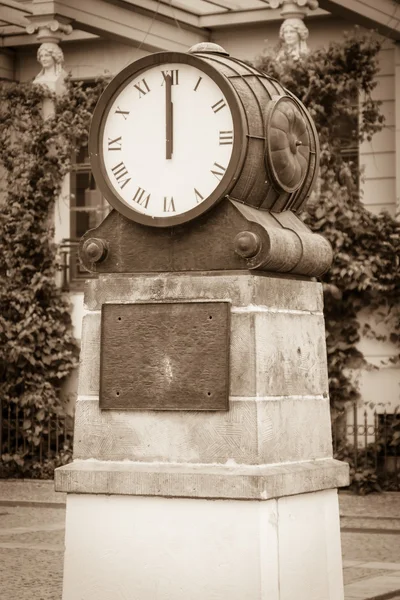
[26,19,73,43]
[268,0,318,13]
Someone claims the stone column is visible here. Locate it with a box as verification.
[27,19,72,245]
[271,0,318,59]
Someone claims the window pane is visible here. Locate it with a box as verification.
[76,144,90,166]
[70,171,110,239]
[68,164,110,287]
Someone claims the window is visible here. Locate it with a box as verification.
[334,93,359,198]
[63,144,110,290]
[337,112,359,176]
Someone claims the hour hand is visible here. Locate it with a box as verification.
[165,74,173,159]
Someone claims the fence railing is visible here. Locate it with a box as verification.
[0,400,74,475]
[333,403,400,491]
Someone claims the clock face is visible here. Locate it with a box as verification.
[90,53,245,226]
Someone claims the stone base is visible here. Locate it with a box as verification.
[61,488,344,600]
[60,271,348,599]
[56,458,349,500]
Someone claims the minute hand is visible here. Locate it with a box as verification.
[165,74,173,160]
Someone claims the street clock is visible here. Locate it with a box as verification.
[89,43,319,227]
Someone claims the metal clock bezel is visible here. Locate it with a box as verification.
[89,51,247,227]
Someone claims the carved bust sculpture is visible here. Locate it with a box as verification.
[33,42,67,96]
[278,18,310,60]
[34,42,65,82]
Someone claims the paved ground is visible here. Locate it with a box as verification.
[0,481,399,600]
[340,492,400,600]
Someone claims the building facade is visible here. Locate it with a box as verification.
[0,0,399,419]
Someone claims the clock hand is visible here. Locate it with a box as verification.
[165,73,173,160]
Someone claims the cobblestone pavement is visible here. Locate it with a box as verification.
[0,483,400,600]
[338,493,400,599]
[0,506,65,600]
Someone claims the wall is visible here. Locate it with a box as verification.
[356,308,400,419]
[12,14,399,420]
[0,49,14,80]
[356,42,400,418]
[359,44,397,216]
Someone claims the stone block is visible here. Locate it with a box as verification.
[61,493,280,600]
[255,396,333,464]
[230,311,256,396]
[278,489,344,600]
[84,273,254,310]
[73,398,259,464]
[77,312,101,397]
[55,458,349,499]
[252,274,324,313]
[73,396,332,465]
[84,272,323,313]
[253,311,329,396]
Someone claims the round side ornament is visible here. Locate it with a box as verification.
[265,96,310,193]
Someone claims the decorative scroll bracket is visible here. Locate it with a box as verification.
[79,198,332,279]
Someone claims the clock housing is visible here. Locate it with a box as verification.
[89,52,247,227]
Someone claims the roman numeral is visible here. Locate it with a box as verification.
[219,130,233,145]
[107,136,122,151]
[111,162,131,189]
[211,99,226,113]
[132,187,150,209]
[161,70,179,85]
[194,188,204,204]
[115,107,129,119]
[163,196,175,212]
[194,77,202,91]
[211,162,226,181]
[134,78,150,98]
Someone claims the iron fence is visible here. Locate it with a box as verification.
[333,403,400,490]
[1,391,399,488]
[0,400,74,473]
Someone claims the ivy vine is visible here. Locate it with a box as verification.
[0,78,108,476]
[255,31,400,421]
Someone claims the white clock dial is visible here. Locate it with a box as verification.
[100,62,235,220]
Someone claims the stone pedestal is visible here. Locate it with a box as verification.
[56,271,348,600]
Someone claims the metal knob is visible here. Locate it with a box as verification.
[82,238,108,263]
[234,231,261,258]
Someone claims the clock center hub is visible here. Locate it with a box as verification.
[289,133,301,155]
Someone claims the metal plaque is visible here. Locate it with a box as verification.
[100,301,230,411]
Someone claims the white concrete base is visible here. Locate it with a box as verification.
[62,488,344,600]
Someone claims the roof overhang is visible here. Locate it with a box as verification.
[0,0,399,50]
[0,0,32,35]
[2,0,209,50]
[318,0,400,41]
